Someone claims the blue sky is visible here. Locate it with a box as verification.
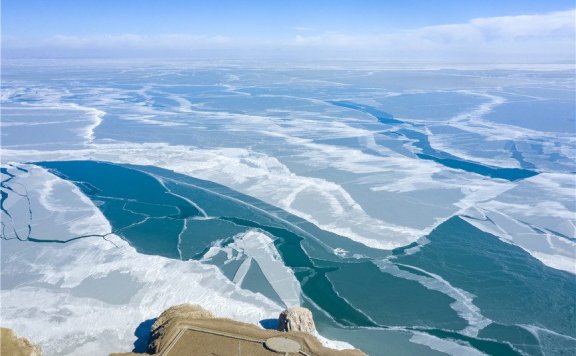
[2,0,575,62]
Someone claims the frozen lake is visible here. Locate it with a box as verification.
[1,60,575,355]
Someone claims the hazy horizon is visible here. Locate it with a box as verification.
[2,1,575,63]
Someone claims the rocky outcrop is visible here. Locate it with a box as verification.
[148,303,215,353]
[277,306,316,333]
[126,303,364,356]
[0,327,42,356]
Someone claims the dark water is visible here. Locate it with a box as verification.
[330,101,539,181]
[35,160,573,355]
[395,217,576,355]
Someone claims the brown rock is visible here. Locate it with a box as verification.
[141,303,364,355]
[148,303,214,353]
[277,306,316,333]
[0,327,42,356]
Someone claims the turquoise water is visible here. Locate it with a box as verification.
[3,64,574,355]
[33,160,574,355]
[396,217,576,354]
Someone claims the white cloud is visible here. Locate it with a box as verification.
[3,9,575,62]
[469,9,575,38]
[291,9,576,61]
[294,9,575,45]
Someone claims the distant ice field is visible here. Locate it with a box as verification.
[1,61,575,355]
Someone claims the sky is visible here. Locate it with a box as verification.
[2,0,575,62]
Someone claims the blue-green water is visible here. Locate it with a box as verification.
[35,160,575,355]
[396,217,576,355]
[2,63,574,356]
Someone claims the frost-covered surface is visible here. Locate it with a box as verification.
[0,165,283,355]
[1,163,111,241]
[202,230,302,308]
[4,140,573,272]
[459,172,576,274]
[2,61,575,355]
[0,232,283,355]
[0,161,356,354]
